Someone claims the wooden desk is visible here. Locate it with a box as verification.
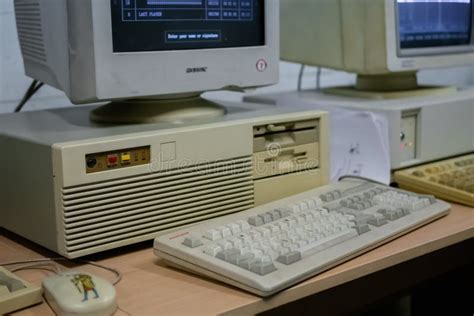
[1,204,472,316]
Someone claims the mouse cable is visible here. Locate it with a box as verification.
[338,174,388,186]
[0,258,122,285]
[10,261,62,274]
[14,79,44,113]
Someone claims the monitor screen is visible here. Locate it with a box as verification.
[110,0,265,52]
[398,0,472,49]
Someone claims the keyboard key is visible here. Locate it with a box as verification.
[320,193,333,202]
[226,223,241,234]
[236,220,251,231]
[203,244,223,256]
[238,233,252,243]
[287,203,301,213]
[367,215,387,227]
[258,213,273,224]
[228,238,243,249]
[248,216,264,227]
[182,236,203,248]
[229,253,254,266]
[218,226,232,238]
[395,208,405,218]
[277,251,302,265]
[0,272,25,292]
[354,224,370,234]
[217,241,233,250]
[273,207,290,218]
[266,224,281,234]
[268,210,281,221]
[217,249,240,261]
[250,261,277,275]
[238,257,258,270]
[203,229,222,241]
[384,210,399,221]
[297,229,359,257]
[256,227,271,238]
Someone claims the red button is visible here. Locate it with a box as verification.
[107,154,118,165]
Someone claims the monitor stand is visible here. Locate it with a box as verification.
[323,72,456,100]
[90,93,226,124]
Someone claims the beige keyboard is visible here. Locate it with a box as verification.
[154,178,450,296]
[0,267,43,314]
[394,154,474,207]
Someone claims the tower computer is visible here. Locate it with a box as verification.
[0,0,331,258]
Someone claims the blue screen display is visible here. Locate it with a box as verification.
[111,0,265,52]
[398,0,472,49]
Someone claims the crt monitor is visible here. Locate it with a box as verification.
[280,0,474,92]
[14,0,279,122]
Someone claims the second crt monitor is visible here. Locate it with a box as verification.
[280,0,474,94]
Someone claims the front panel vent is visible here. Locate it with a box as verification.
[14,0,46,63]
[61,157,254,256]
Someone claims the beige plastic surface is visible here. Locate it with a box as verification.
[323,85,457,100]
[280,0,388,74]
[90,96,227,124]
[0,102,329,258]
[394,154,474,207]
[0,267,43,314]
[254,169,325,206]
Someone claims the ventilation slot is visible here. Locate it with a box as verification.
[62,157,255,255]
[14,0,46,63]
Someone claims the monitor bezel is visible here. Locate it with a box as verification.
[88,0,278,102]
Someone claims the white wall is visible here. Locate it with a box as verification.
[1,0,473,114]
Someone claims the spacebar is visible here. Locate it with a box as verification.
[298,229,359,258]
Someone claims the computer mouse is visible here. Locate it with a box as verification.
[42,270,117,316]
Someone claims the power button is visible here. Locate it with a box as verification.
[256,59,268,72]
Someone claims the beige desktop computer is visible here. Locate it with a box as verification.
[0,0,330,258]
[246,0,474,171]
[0,103,329,259]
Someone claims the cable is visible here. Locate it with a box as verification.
[117,306,132,316]
[297,64,306,91]
[14,79,44,113]
[0,258,122,285]
[338,175,387,186]
[316,67,322,90]
[338,175,439,201]
[11,266,60,275]
[10,262,62,274]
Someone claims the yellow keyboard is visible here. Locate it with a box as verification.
[394,154,474,207]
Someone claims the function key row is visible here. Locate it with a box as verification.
[203,220,251,241]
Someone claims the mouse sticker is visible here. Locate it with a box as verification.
[70,274,100,302]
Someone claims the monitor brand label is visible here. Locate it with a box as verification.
[186,67,208,74]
